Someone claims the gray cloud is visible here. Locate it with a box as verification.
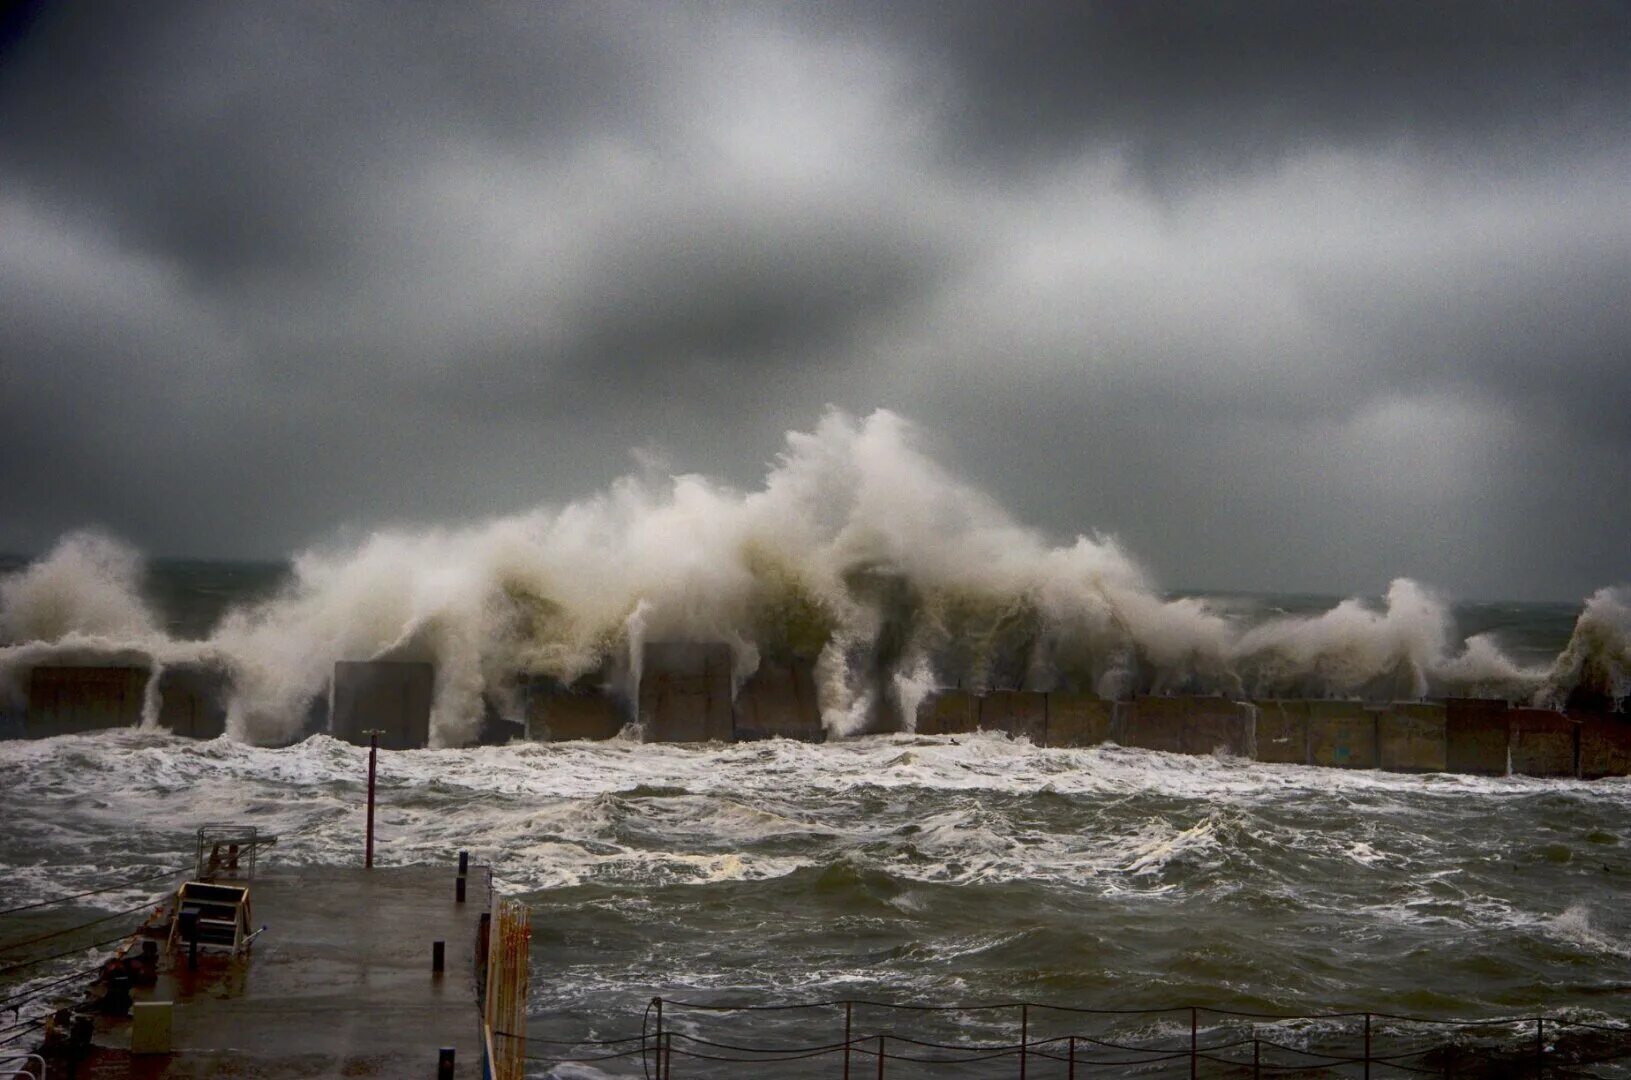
[0,0,1626,601]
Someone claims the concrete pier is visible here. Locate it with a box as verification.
[978,690,1048,743]
[1252,700,1310,765]
[26,665,148,737]
[1120,696,1255,757]
[331,661,434,749]
[914,689,978,735]
[1376,702,1448,773]
[76,864,488,1077]
[1509,708,1579,777]
[1307,701,1378,769]
[639,643,733,742]
[526,673,624,741]
[1446,699,1512,776]
[1044,693,1114,747]
[156,665,230,740]
[734,657,824,742]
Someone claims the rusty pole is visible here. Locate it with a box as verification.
[364,729,383,868]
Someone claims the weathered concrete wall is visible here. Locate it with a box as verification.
[156,665,230,740]
[1120,696,1254,757]
[915,689,979,735]
[331,661,434,750]
[639,643,733,743]
[1252,700,1309,765]
[1044,693,1114,747]
[1578,714,1631,780]
[1307,701,1378,769]
[1375,702,1447,773]
[1509,708,1579,777]
[525,674,624,742]
[1445,698,1511,776]
[734,658,824,742]
[978,690,1048,743]
[26,666,148,737]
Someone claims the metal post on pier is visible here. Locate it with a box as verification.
[363,729,383,869]
[1364,1013,1372,1080]
[843,1001,852,1080]
[1190,1007,1198,1080]
[1020,1003,1029,1080]
[876,1034,886,1080]
[1068,1035,1076,1080]
[1535,1017,1544,1077]
[1254,1037,1261,1079]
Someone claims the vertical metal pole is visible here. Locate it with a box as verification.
[1364,1013,1371,1080]
[1020,1003,1028,1080]
[432,939,445,974]
[1190,1007,1198,1080]
[1068,1035,1076,1080]
[1253,1038,1260,1080]
[877,1035,885,1080]
[844,1001,852,1080]
[664,1030,673,1080]
[365,730,379,868]
[653,997,663,1080]
[1535,1017,1544,1077]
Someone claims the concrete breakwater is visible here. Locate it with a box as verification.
[3,646,1628,779]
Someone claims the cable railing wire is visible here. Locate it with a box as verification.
[0,865,184,918]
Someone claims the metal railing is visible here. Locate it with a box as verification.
[491,997,1631,1077]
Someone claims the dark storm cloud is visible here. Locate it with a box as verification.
[0,0,1626,601]
[829,0,1631,180]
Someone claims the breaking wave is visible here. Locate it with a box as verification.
[0,409,1625,744]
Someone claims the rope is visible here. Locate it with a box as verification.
[0,866,182,917]
[0,901,159,955]
[0,928,143,978]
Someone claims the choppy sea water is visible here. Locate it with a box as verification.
[3,730,1629,1075]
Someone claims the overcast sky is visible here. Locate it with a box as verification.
[0,1,1626,601]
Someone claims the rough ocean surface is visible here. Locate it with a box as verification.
[3,731,1629,1075]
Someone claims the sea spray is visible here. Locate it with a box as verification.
[0,409,1622,744]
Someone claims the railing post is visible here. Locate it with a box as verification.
[1253,1037,1261,1080]
[1535,1017,1544,1077]
[1068,1034,1076,1080]
[1364,1012,1371,1080]
[664,1030,673,1080]
[877,1034,886,1080]
[843,1001,852,1080]
[1190,1007,1198,1080]
[651,997,662,1080]
[365,730,380,868]
[1020,1003,1028,1080]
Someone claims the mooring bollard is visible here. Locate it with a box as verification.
[432,940,445,975]
[437,1046,455,1079]
[455,873,467,903]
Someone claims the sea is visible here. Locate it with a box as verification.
[0,414,1626,1073]
[2,558,1628,1076]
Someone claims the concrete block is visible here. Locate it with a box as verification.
[1044,693,1114,747]
[977,690,1048,743]
[1307,700,1378,769]
[1445,698,1511,776]
[526,675,623,742]
[734,657,824,742]
[1252,700,1309,765]
[1375,702,1447,773]
[638,643,732,742]
[1121,697,1254,757]
[1509,708,1579,777]
[131,1000,173,1054]
[156,665,230,739]
[1577,714,1631,779]
[26,666,148,737]
[331,661,433,750]
[915,689,978,736]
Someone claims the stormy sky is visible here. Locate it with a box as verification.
[0,1,1626,601]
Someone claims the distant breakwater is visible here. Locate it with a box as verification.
[3,645,1627,779]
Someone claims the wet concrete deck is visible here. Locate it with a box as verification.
[83,864,489,1078]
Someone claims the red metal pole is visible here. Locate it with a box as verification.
[365,730,379,868]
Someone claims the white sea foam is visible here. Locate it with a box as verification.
[0,409,1619,745]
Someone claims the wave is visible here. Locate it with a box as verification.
[0,409,1624,744]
